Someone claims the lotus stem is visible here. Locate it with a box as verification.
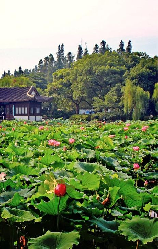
[136,239,139,249]
[57,197,61,230]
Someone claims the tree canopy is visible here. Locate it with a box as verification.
[1,40,157,120]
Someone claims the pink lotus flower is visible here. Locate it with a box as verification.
[48,139,60,147]
[144,180,148,186]
[69,138,75,144]
[39,126,44,130]
[108,135,115,138]
[142,126,149,131]
[24,121,27,124]
[126,123,131,127]
[0,172,6,181]
[124,127,128,131]
[125,135,128,139]
[133,163,140,170]
[133,146,139,151]
[63,146,67,151]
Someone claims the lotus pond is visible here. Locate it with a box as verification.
[0,119,157,248]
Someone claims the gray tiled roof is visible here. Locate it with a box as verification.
[0,86,52,103]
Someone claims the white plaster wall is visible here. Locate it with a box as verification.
[29,116,35,121]
[14,116,42,121]
[35,116,42,121]
[14,116,28,120]
[29,116,42,121]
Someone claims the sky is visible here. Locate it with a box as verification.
[0,0,157,76]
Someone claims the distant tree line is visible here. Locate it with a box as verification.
[0,40,157,120]
[1,39,132,82]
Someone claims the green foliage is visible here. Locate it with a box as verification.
[123,79,136,117]
[0,75,33,87]
[90,217,118,233]
[119,216,158,244]
[36,196,69,215]
[123,79,150,120]
[1,50,157,119]
[77,171,100,190]
[152,82,158,113]
[0,119,157,248]
[132,86,150,120]
[28,72,48,90]
[69,114,91,121]
[28,230,80,249]
[1,207,37,222]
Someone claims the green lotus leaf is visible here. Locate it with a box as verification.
[73,161,99,173]
[41,154,63,166]
[12,165,39,175]
[0,179,16,192]
[66,149,80,160]
[151,186,158,194]
[81,148,96,160]
[77,171,100,190]
[36,195,69,215]
[109,186,120,207]
[90,217,118,233]
[28,230,80,249]
[66,185,83,199]
[1,207,37,222]
[119,179,143,208]
[7,192,24,207]
[0,190,17,204]
[5,144,26,156]
[118,216,158,244]
[100,156,120,169]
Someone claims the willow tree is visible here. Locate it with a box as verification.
[123,80,135,119]
[132,86,150,120]
[123,79,150,120]
[152,83,158,113]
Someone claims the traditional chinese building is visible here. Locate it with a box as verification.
[0,86,52,121]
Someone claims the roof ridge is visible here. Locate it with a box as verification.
[27,86,38,98]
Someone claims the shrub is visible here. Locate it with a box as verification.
[69,114,91,121]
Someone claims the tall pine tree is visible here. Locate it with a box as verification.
[60,43,65,67]
[76,45,83,60]
[99,40,106,54]
[56,45,63,69]
[66,52,74,68]
[117,40,125,53]
[38,59,43,72]
[93,44,99,54]
[126,40,132,53]
[83,47,89,56]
